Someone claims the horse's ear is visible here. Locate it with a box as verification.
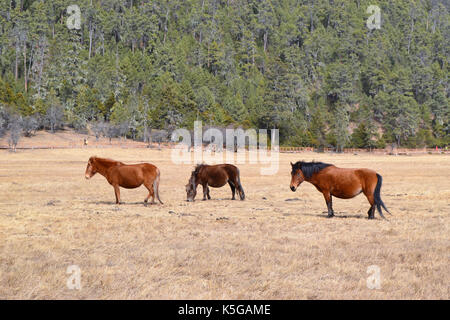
[290,162,293,167]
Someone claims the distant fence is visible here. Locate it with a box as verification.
[0,140,175,150]
[278,146,448,154]
[1,142,448,155]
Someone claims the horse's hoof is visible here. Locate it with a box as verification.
[327,214,334,218]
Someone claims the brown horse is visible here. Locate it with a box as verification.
[185,164,245,202]
[289,161,390,219]
[85,156,163,205]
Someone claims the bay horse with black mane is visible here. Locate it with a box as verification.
[290,161,390,219]
[85,156,163,205]
[186,164,245,202]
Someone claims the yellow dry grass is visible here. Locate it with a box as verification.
[0,147,449,299]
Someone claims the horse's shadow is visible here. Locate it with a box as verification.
[300,212,365,219]
[90,201,158,206]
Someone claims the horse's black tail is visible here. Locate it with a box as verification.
[237,168,245,200]
[374,173,390,218]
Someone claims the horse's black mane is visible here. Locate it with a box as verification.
[192,163,212,178]
[188,164,208,186]
[193,163,207,175]
[291,161,333,179]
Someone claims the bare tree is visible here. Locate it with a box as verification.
[22,115,39,137]
[0,107,8,138]
[32,36,48,98]
[0,118,5,138]
[45,105,64,133]
[151,130,169,149]
[104,122,119,143]
[91,121,106,141]
[8,116,23,152]
[117,121,129,140]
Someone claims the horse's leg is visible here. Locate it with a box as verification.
[231,175,245,200]
[228,181,236,200]
[206,186,211,200]
[367,206,375,219]
[202,184,208,200]
[143,182,155,204]
[367,174,388,219]
[113,185,121,204]
[237,180,245,200]
[364,191,376,219]
[323,192,334,217]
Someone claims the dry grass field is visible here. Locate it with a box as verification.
[0,147,449,299]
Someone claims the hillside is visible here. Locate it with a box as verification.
[0,0,449,149]
[0,128,148,149]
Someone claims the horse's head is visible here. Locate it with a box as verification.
[290,162,305,191]
[85,156,97,179]
[185,172,197,202]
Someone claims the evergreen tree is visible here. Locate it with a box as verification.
[0,0,447,147]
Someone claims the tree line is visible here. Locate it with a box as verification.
[0,0,448,150]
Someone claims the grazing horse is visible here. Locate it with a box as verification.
[289,161,390,219]
[185,164,245,202]
[85,156,163,205]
